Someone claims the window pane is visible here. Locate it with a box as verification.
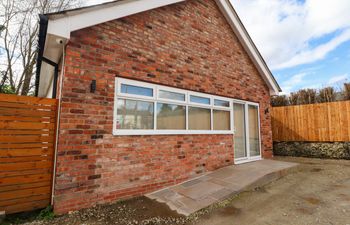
[213,110,230,130]
[116,99,154,129]
[121,84,153,97]
[159,90,185,101]
[190,95,210,105]
[234,103,246,158]
[214,99,230,107]
[157,103,186,130]
[188,107,211,130]
[248,105,260,156]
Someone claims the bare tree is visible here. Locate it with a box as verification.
[297,88,317,105]
[343,83,350,100]
[289,92,299,105]
[0,0,81,95]
[318,87,336,103]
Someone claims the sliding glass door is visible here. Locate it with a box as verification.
[248,105,260,157]
[233,102,261,163]
[233,103,246,159]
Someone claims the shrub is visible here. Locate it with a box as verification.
[0,84,15,94]
[271,95,289,106]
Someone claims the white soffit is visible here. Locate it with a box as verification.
[45,0,281,95]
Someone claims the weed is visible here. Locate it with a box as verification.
[37,206,55,220]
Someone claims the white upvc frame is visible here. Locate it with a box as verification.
[116,78,156,100]
[113,78,235,136]
[233,100,262,164]
[157,86,187,104]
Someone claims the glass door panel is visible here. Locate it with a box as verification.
[234,103,247,159]
[248,105,260,157]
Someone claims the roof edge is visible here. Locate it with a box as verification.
[225,0,281,92]
[216,0,281,94]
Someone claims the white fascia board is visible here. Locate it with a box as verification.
[215,0,280,95]
[47,0,185,39]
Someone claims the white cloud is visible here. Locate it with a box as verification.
[274,28,350,69]
[231,0,350,70]
[327,73,349,85]
[280,72,308,94]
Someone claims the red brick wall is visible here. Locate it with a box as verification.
[54,0,273,214]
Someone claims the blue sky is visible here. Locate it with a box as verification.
[231,0,350,94]
[86,0,350,94]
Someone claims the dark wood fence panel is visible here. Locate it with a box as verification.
[0,94,57,214]
[271,101,350,142]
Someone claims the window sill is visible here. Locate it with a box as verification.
[112,130,234,136]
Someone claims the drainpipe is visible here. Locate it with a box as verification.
[35,15,48,97]
[50,41,67,206]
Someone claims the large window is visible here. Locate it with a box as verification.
[114,78,233,135]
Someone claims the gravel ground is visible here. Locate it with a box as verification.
[3,157,350,225]
[193,157,350,225]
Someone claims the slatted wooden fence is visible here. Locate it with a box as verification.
[0,94,57,214]
[271,101,350,142]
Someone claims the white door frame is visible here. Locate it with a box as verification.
[233,100,262,164]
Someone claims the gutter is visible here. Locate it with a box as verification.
[35,14,49,97]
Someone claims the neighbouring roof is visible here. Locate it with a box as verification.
[35,0,281,97]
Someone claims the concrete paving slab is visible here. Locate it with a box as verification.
[181,178,202,188]
[176,181,223,200]
[146,159,298,216]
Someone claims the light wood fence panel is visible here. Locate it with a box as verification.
[0,94,57,214]
[271,101,350,142]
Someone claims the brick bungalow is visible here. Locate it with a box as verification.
[35,0,281,214]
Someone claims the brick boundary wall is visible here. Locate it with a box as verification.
[54,0,273,214]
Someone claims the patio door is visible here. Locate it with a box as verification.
[233,102,261,164]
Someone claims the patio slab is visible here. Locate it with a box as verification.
[146,159,298,216]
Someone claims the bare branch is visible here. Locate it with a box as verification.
[0,0,82,95]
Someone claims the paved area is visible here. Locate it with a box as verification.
[146,159,298,216]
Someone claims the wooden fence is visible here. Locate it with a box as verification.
[0,94,57,214]
[271,101,350,142]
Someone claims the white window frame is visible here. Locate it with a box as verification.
[113,78,254,136]
[232,100,262,164]
[116,79,156,100]
[157,87,187,104]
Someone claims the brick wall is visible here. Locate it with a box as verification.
[54,0,273,214]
